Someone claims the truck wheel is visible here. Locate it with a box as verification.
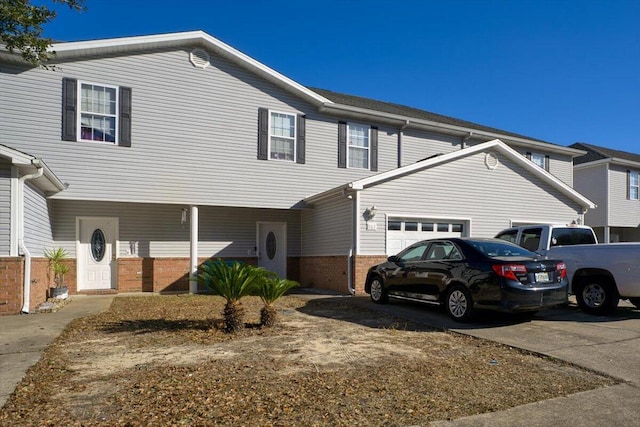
[629,298,640,309]
[575,279,619,315]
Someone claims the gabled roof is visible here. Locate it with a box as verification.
[0,144,66,194]
[1,31,582,156]
[571,142,640,167]
[305,139,595,209]
[311,88,546,143]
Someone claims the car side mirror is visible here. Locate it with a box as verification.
[388,255,400,263]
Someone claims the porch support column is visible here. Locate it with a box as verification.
[603,225,610,244]
[189,205,199,294]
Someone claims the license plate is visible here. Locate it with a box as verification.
[535,272,549,282]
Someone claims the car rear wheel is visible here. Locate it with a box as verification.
[575,279,619,315]
[369,276,388,304]
[629,298,640,309]
[446,284,473,322]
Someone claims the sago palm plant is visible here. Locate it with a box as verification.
[198,260,265,333]
[254,276,299,327]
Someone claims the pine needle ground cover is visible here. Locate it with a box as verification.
[1,295,616,426]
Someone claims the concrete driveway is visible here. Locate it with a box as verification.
[350,295,640,426]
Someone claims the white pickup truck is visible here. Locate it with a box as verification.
[495,224,640,315]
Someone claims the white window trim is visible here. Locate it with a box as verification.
[347,122,370,170]
[268,109,297,162]
[77,80,119,144]
[630,170,639,201]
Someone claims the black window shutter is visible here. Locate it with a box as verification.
[296,114,306,164]
[370,126,378,171]
[62,78,77,141]
[257,108,269,160]
[628,170,631,200]
[119,87,132,147]
[526,152,532,160]
[544,155,550,171]
[338,121,347,168]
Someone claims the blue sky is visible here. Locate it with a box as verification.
[43,0,639,153]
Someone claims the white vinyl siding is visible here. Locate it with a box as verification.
[573,164,608,227]
[23,182,54,257]
[609,165,640,227]
[400,129,461,166]
[1,51,396,210]
[49,200,301,258]
[301,194,352,256]
[0,161,11,255]
[357,150,585,255]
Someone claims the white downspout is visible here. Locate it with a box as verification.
[19,160,44,314]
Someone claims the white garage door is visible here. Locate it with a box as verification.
[386,218,466,255]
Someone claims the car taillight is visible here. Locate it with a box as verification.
[492,264,527,281]
[556,262,567,279]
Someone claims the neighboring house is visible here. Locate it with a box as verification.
[0,31,593,315]
[571,142,640,243]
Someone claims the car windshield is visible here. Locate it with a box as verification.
[467,240,537,258]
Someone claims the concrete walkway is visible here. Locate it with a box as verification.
[0,295,115,408]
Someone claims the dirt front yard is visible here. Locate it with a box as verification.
[0,295,616,426]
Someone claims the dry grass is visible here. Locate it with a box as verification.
[0,295,616,426]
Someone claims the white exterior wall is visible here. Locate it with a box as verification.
[573,163,608,227]
[23,182,54,257]
[609,164,640,227]
[50,200,300,258]
[301,194,352,256]
[357,150,585,255]
[400,129,462,166]
[0,49,393,210]
[0,161,11,255]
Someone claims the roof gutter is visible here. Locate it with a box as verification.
[19,159,44,314]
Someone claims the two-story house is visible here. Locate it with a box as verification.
[1,31,594,315]
[571,143,640,243]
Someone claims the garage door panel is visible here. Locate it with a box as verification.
[386,218,466,255]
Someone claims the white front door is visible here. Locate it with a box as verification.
[257,222,287,279]
[78,218,117,290]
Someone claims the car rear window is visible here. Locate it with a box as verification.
[467,240,537,258]
[550,228,597,246]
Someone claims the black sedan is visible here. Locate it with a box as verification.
[364,238,568,321]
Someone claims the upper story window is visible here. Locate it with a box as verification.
[269,111,296,161]
[526,152,548,170]
[62,77,132,147]
[80,83,117,143]
[348,123,370,169]
[338,121,378,171]
[257,108,305,164]
[630,170,639,200]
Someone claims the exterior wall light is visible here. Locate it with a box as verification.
[364,206,377,221]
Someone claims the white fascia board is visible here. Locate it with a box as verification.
[349,139,596,209]
[50,31,333,106]
[319,103,583,157]
[573,158,612,170]
[0,144,34,165]
[610,157,640,169]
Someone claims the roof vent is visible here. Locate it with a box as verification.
[190,49,210,69]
